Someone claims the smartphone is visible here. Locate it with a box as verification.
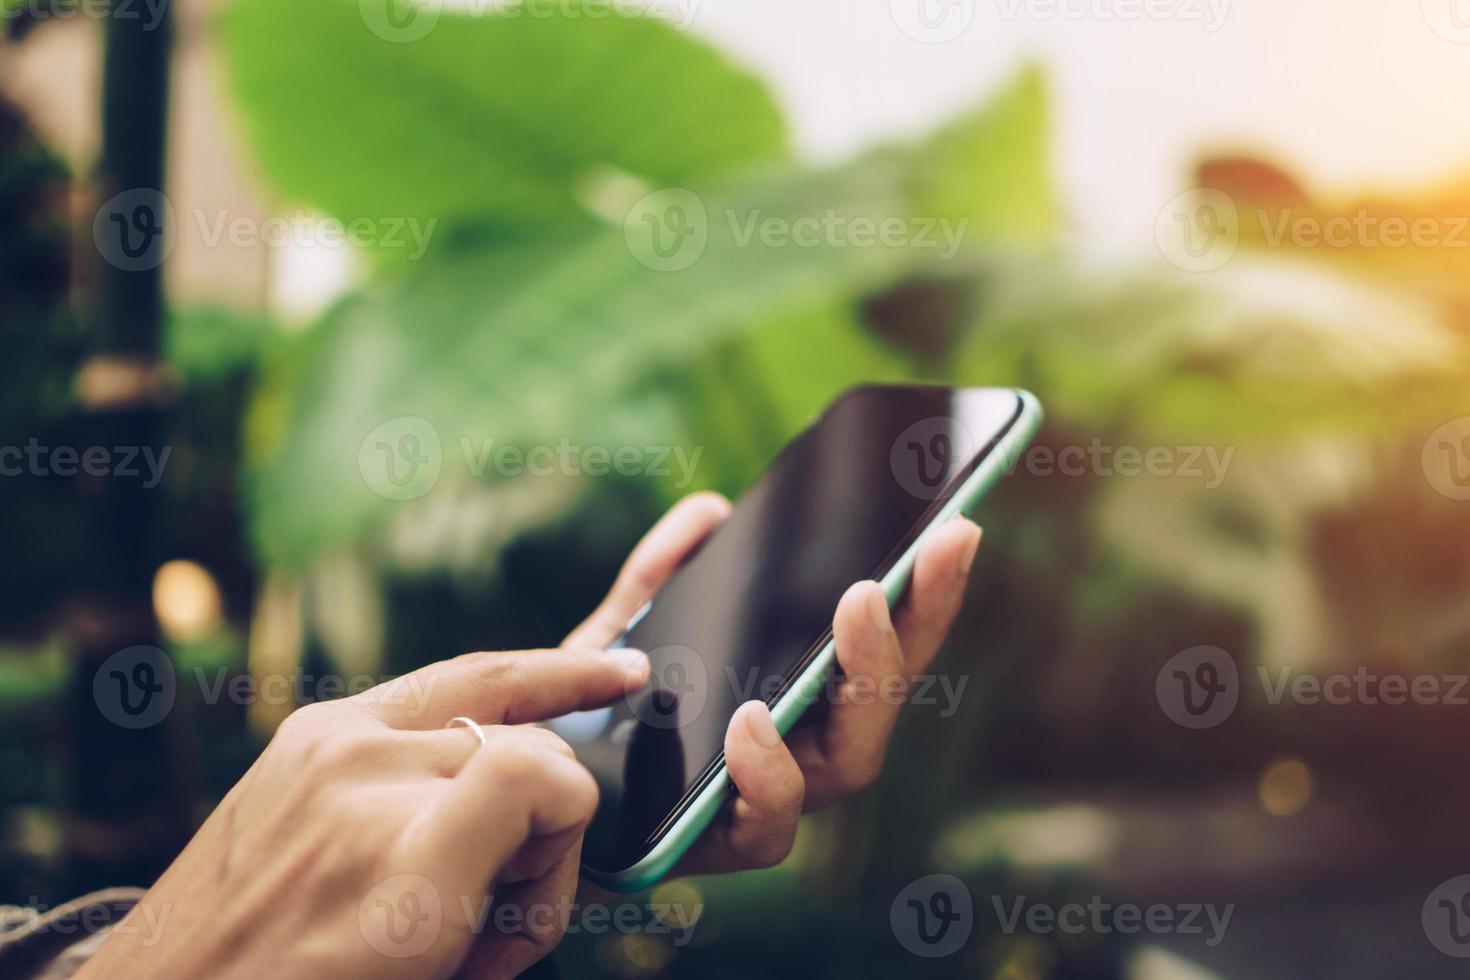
[552,385,1042,891]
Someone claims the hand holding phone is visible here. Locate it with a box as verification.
[556,386,1042,890]
[564,493,985,882]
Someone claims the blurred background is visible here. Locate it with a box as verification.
[4,0,1470,976]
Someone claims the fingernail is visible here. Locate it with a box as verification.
[612,648,650,684]
[746,701,781,748]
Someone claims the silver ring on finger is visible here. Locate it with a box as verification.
[445,716,487,747]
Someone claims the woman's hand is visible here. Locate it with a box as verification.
[566,492,982,878]
[78,647,650,980]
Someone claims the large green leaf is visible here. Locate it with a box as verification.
[908,64,1057,244]
[223,0,787,241]
[244,68,1059,565]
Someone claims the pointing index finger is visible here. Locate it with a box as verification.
[359,648,649,729]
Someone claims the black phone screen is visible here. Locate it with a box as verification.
[555,385,1024,873]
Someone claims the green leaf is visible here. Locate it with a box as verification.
[907,64,1058,244]
[242,68,1059,565]
[222,0,787,242]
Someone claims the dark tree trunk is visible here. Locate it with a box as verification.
[63,0,190,896]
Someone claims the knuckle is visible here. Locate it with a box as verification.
[483,743,600,820]
[312,730,396,774]
[835,759,882,795]
[456,650,518,685]
[524,726,576,758]
[448,651,518,717]
[272,704,400,777]
[520,902,570,949]
[788,769,809,809]
[483,742,541,786]
[271,702,343,763]
[744,832,795,870]
[566,762,600,821]
[277,700,333,739]
[540,919,569,949]
[541,749,600,811]
[626,563,663,598]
